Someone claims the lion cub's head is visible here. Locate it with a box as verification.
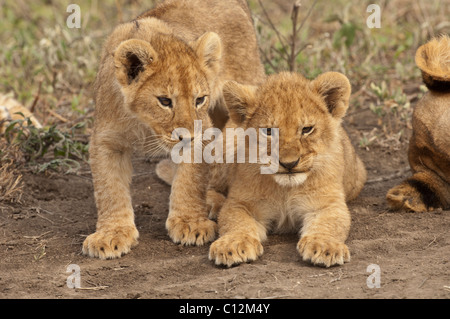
[223,72,351,187]
[113,24,222,151]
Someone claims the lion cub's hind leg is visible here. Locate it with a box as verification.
[155,159,178,186]
[206,189,226,220]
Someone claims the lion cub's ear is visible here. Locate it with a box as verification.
[310,72,351,119]
[223,81,258,124]
[114,39,158,87]
[193,32,222,78]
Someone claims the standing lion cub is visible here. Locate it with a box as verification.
[82,0,265,259]
[208,72,366,267]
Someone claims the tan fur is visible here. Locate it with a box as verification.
[387,35,450,212]
[0,93,42,133]
[207,72,366,267]
[82,0,265,259]
[415,35,450,82]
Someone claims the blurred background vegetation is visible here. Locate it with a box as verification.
[0,0,448,185]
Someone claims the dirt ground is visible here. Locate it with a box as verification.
[1,103,449,300]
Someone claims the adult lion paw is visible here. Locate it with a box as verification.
[386,183,430,212]
[82,225,139,259]
[166,215,217,246]
[209,234,263,267]
[297,235,350,267]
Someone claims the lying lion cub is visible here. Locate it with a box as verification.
[386,35,450,212]
[208,72,366,267]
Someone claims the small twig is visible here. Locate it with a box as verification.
[259,48,278,72]
[62,112,94,128]
[257,0,318,72]
[294,43,310,59]
[36,213,55,224]
[262,295,291,299]
[289,1,301,71]
[329,269,344,283]
[76,285,109,291]
[24,231,52,240]
[46,108,69,123]
[366,167,410,184]
[257,0,289,51]
[29,80,43,113]
[418,277,429,288]
[425,236,437,248]
[308,272,333,278]
[295,0,318,35]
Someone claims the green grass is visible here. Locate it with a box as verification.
[3,114,89,173]
[0,0,155,173]
[0,0,448,172]
[251,0,447,148]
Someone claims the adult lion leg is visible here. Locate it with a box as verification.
[166,162,217,246]
[82,135,138,259]
[386,171,450,212]
[298,199,351,267]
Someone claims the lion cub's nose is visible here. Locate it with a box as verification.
[279,158,300,171]
[174,132,195,142]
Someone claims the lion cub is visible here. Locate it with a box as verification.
[82,0,264,259]
[208,72,366,267]
[387,35,450,212]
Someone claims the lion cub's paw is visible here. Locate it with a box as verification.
[82,225,139,259]
[297,235,350,267]
[166,215,217,246]
[209,234,263,267]
[386,183,430,212]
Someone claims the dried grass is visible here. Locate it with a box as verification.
[0,140,25,203]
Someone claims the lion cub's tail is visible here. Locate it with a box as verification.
[415,34,450,92]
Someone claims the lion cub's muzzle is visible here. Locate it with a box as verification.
[279,158,300,172]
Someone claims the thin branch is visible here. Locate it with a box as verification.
[295,0,318,35]
[294,42,310,58]
[366,167,410,184]
[289,1,301,71]
[257,0,289,52]
[259,48,278,72]
[257,0,319,72]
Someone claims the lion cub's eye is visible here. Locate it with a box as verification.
[262,128,272,136]
[195,96,206,107]
[302,126,314,135]
[157,97,173,108]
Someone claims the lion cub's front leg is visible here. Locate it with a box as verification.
[82,137,138,259]
[209,233,263,267]
[297,201,351,267]
[166,162,217,246]
[208,203,265,267]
